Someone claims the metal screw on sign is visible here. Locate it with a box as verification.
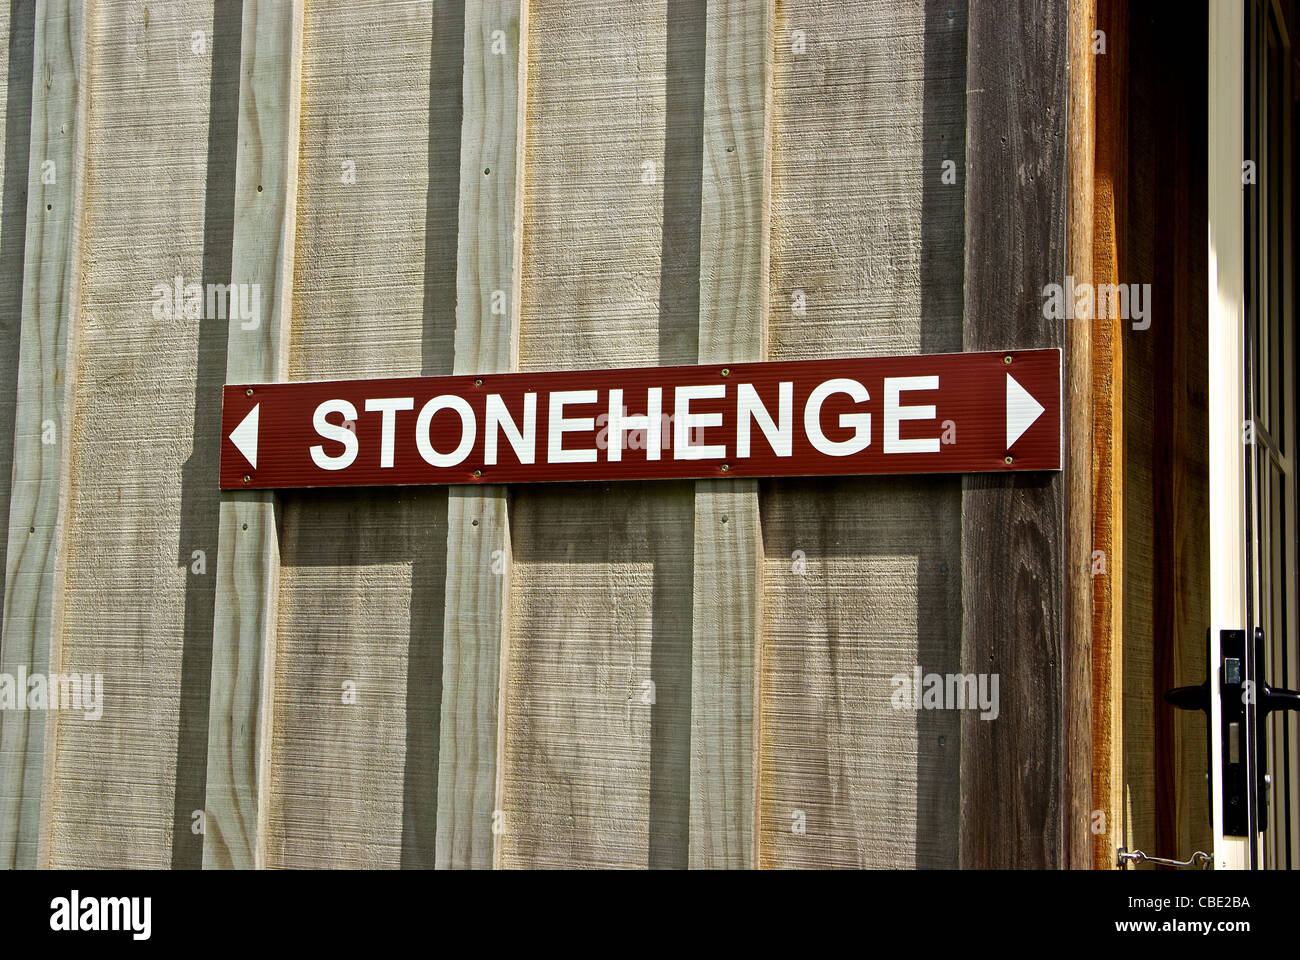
[243,475,251,483]
[1004,456,1013,465]
[246,388,253,396]
[473,469,482,478]
[721,464,729,472]
[474,378,483,386]
[1003,355,1013,365]
[721,368,729,377]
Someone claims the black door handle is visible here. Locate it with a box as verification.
[1164,680,1209,714]
[1163,628,1299,838]
[1259,683,1300,717]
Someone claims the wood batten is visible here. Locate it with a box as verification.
[1090,0,1127,870]
[959,0,1070,868]
[435,0,529,870]
[1066,0,1097,870]
[202,0,304,870]
[0,0,92,870]
[688,0,773,870]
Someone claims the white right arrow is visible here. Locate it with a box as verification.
[230,403,260,468]
[1006,374,1044,449]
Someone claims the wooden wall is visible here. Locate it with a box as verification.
[0,0,1078,868]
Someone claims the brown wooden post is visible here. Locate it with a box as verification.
[1066,0,1098,870]
[1091,0,1128,870]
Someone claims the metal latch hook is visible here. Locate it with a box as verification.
[1117,847,1212,869]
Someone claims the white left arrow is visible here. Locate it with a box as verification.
[230,403,260,468]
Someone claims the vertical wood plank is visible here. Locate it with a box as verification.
[501,0,702,868]
[265,1,458,869]
[436,0,528,870]
[959,0,1069,868]
[202,0,303,870]
[0,0,91,870]
[760,0,967,869]
[1065,0,1096,870]
[0,0,36,658]
[1091,0,1127,869]
[688,0,772,870]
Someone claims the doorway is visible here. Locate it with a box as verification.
[1119,0,1299,870]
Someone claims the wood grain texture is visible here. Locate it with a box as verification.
[30,0,242,870]
[436,0,528,870]
[1122,57,1155,853]
[1121,2,1210,865]
[1153,0,1208,861]
[0,0,36,666]
[759,479,962,868]
[0,0,89,870]
[270,492,448,868]
[264,0,464,869]
[959,0,1068,869]
[203,0,303,871]
[688,0,771,870]
[502,0,703,868]
[759,0,966,868]
[1065,0,1095,870]
[1090,0,1126,870]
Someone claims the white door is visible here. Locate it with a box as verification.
[1245,0,1298,870]
[1207,0,1299,870]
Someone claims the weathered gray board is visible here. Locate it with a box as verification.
[758,0,966,867]
[203,0,303,871]
[689,0,770,869]
[0,0,34,694]
[436,0,527,870]
[40,0,229,868]
[1,0,979,867]
[267,0,462,869]
[0,0,89,868]
[958,0,1069,869]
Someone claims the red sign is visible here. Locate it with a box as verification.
[219,349,1061,490]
